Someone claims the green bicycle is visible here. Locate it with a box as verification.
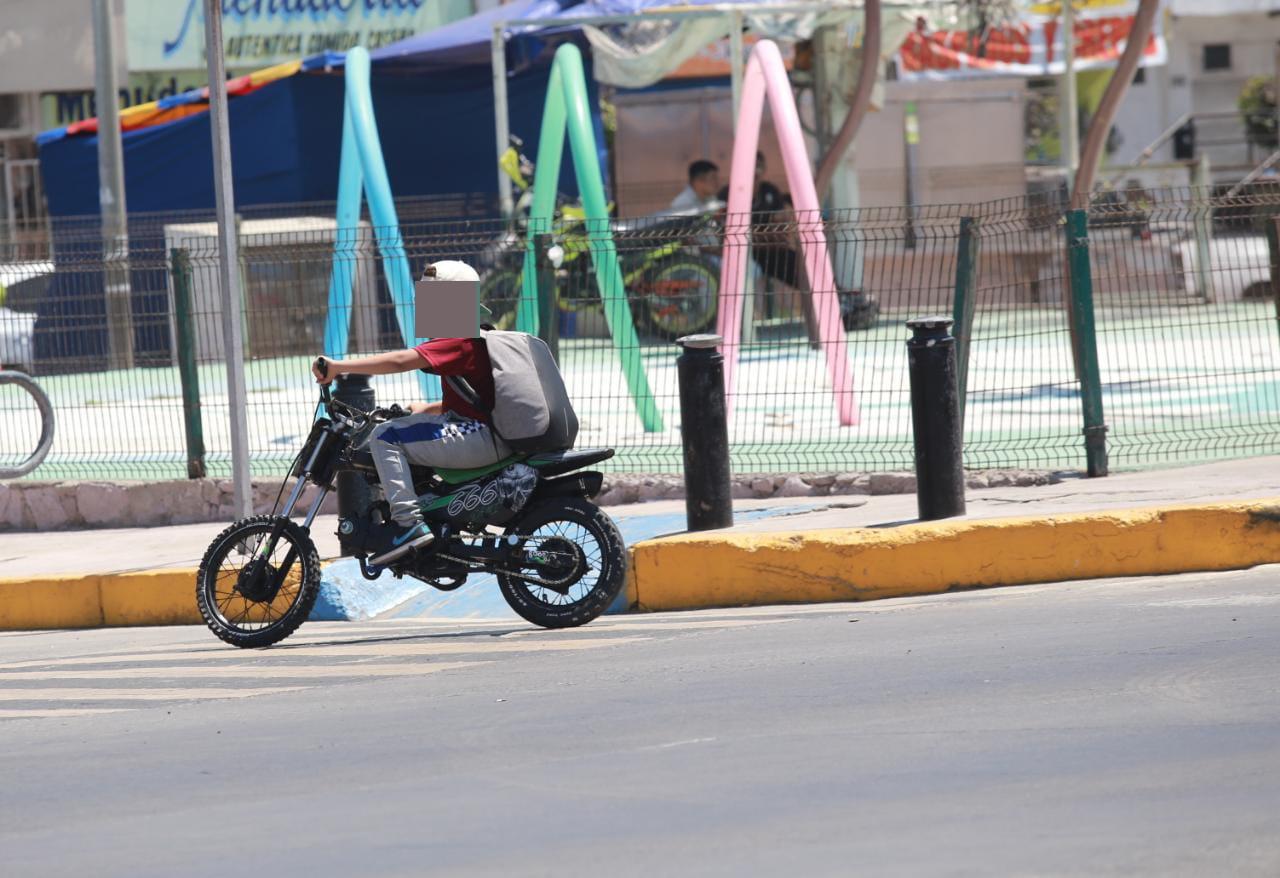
[479,138,721,341]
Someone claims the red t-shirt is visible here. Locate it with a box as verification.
[413,338,494,423]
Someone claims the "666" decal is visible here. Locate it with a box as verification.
[446,480,501,517]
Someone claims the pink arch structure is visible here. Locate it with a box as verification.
[717,39,860,427]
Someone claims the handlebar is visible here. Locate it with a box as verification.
[312,357,406,427]
[314,357,332,405]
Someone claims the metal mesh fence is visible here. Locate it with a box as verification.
[2,183,1278,482]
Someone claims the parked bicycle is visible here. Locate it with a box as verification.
[0,370,55,479]
[478,136,722,341]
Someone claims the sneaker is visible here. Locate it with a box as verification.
[368,521,435,565]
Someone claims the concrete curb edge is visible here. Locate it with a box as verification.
[3,499,1278,629]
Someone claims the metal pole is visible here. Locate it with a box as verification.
[1065,209,1109,477]
[492,24,514,220]
[92,0,133,370]
[903,100,919,249]
[171,248,206,479]
[676,334,733,531]
[1269,216,1280,351]
[535,232,559,364]
[1191,153,1215,302]
[906,316,965,520]
[729,10,745,130]
[1060,0,1079,188]
[203,0,253,519]
[950,217,979,430]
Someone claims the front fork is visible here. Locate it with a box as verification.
[250,477,330,602]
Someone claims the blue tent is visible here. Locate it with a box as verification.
[32,0,605,367]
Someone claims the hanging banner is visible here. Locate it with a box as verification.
[125,0,474,72]
[667,34,796,79]
[896,1,1167,80]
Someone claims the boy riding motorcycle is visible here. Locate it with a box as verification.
[311,261,509,564]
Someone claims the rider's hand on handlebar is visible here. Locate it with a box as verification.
[312,357,333,385]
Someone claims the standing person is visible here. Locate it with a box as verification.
[721,152,802,317]
[669,160,721,213]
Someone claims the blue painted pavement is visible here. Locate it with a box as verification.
[310,503,825,622]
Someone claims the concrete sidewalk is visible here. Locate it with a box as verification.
[3,457,1279,628]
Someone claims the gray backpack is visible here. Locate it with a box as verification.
[445,330,578,454]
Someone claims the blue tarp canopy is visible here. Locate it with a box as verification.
[370,0,581,71]
[33,0,608,367]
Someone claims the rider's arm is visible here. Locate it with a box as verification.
[313,349,425,382]
[407,401,444,415]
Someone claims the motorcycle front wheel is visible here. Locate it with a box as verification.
[497,497,627,629]
[196,515,322,648]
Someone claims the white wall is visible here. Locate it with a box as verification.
[1111,11,1280,178]
[0,0,126,94]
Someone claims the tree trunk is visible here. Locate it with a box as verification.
[813,0,881,202]
[1069,0,1160,208]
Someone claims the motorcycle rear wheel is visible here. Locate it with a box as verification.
[497,497,626,629]
[640,258,719,341]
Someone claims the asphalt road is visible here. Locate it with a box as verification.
[3,568,1279,876]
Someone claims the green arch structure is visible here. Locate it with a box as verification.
[515,44,663,433]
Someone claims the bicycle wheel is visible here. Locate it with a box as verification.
[196,515,322,648]
[0,370,55,479]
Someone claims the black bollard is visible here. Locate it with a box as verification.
[333,372,376,553]
[906,316,966,521]
[676,334,734,531]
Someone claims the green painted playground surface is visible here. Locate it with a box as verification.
[4,303,1280,482]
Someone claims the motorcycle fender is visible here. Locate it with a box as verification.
[533,471,604,502]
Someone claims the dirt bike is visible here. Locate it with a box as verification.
[195,360,627,648]
[478,137,721,341]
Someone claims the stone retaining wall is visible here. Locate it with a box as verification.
[0,470,1061,532]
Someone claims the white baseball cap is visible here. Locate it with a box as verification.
[422,260,491,320]
[425,260,480,282]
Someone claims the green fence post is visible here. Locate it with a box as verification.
[534,232,559,364]
[1065,210,1108,477]
[950,215,979,430]
[1269,216,1280,349]
[171,248,206,479]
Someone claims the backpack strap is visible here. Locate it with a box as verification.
[444,374,490,414]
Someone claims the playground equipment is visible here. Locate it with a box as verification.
[717,39,860,427]
[515,44,663,433]
[323,47,437,399]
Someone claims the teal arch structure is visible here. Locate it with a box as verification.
[516,44,662,433]
[324,46,438,400]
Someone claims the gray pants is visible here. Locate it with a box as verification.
[367,413,510,526]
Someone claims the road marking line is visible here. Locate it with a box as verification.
[501,619,793,635]
[0,661,484,681]
[0,637,647,671]
[0,708,132,719]
[0,686,309,702]
[0,623,562,663]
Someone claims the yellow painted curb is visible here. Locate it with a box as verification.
[0,569,200,631]
[628,500,1280,612]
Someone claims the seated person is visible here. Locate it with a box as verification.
[311,261,507,564]
[669,160,721,214]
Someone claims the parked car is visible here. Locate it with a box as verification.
[0,261,52,372]
[1170,235,1272,302]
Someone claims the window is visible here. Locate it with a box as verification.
[1203,44,1232,71]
